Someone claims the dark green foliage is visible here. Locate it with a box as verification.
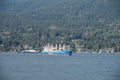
[0,0,120,52]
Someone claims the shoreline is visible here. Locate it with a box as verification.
[0,52,120,54]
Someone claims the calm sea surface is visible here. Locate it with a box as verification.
[0,53,120,80]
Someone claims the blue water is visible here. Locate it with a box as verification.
[0,53,120,80]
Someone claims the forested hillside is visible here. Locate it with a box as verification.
[0,0,120,52]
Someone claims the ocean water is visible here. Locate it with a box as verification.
[0,53,120,80]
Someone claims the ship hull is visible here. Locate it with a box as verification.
[41,51,72,56]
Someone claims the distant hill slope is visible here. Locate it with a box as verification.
[0,0,75,14]
[2,0,119,28]
[0,0,120,15]
[0,0,120,52]
[17,0,120,23]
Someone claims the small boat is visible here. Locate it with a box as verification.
[41,43,72,56]
[19,50,39,53]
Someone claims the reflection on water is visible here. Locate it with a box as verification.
[0,53,120,80]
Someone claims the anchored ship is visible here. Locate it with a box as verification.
[41,43,72,56]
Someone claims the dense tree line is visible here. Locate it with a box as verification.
[0,0,120,52]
